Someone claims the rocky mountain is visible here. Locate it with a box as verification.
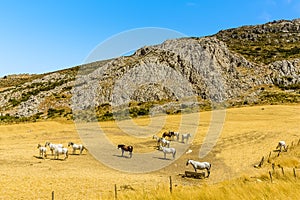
[0,19,299,122]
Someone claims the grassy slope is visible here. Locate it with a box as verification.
[0,105,299,199]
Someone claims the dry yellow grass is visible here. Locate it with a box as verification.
[0,105,299,199]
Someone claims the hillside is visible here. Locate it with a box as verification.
[0,19,300,122]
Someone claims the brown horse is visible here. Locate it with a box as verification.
[162,131,175,140]
[117,144,133,158]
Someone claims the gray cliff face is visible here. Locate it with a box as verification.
[1,31,300,118]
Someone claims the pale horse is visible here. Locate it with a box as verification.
[68,142,87,155]
[53,146,68,160]
[186,159,211,178]
[159,146,176,159]
[45,142,64,155]
[181,133,191,144]
[276,141,287,152]
[37,144,47,158]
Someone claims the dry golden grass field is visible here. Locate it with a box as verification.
[0,105,300,199]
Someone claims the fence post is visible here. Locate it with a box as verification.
[269,171,273,183]
[115,184,117,200]
[281,167,284,176]
[268,152,271,163]
[52,191,54,200]
[272,163,275,173]
[258,156,264,167]
[169,176,172,193]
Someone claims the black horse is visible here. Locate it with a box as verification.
[117,144,133,158]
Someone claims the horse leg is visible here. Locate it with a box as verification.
[164,152,166,159]
[206,169,210,178]
[121,150,124,157]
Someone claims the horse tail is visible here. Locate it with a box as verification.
[83,146,88,151]
[209,163,212,170]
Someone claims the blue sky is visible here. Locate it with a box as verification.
[0,0,299,76]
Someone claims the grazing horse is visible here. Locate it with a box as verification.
[159,137,170,148]
[159,146,176,159]
[118,144,133,158]
[53,147,68,160]
[162,131,175,140]
[186,159,211,178]
[68,142,87,155]
[276,141,287,152]
[37,144,47,158]
[45,142,64,155]
[152,135,161,146]
[181,133,191,144]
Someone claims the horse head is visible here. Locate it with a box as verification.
[37,144,41,148]
[186,159,191,166]
[117,144,125,149]
[68,142,73,147]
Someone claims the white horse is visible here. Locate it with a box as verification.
[45,142,64,155]
[68,142,87,155]
[159,146,176,159]
[159,137,170,148]
[181,133,191,144]
[276,141,287,152]
[53,147,68,160]
[37,144,47,158]
[152,135,161,146]
[173,132,180,141]
[186,159,211,177]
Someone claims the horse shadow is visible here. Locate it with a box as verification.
[49,158,67,161]
[33,155,46,160]
[152,156,172,161]
[113,154,132,159]
[70,153,85,156]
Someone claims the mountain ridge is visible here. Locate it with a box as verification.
[0,19,299,122]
